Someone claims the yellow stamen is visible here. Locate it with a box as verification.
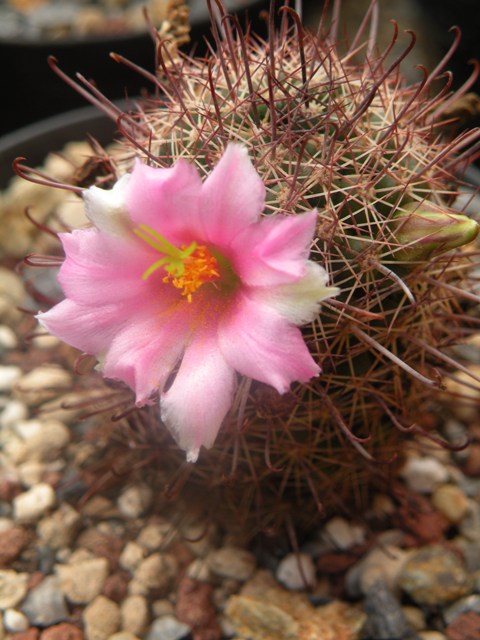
[134,224,220,302]
[164,244,220,302]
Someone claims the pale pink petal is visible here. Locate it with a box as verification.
[252,262,339,325]
[58,228,156,306]
[102,307,193,404]
[218,292,320,393]
[198,144,266,245]
[230,210,318,286]
[124,158,203,243]
[37,298,128,356]
[161,331,237,462]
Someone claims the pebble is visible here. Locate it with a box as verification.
[136,522,174,551]
[275,553,316,590]
[130,553,178,596]
[17,462,47,488]
[119,542,145,573]
[459,500,480,542]
[120,595,149,636]
[151,599,175,618]
[362,577,412,640]
[431,484,469,523]
[322,516,366,550]
[345,545,409,597]
[402,605,426,631]
[117,484,153,519]
[0,268,25,323]
[107,633,140,640]
[418,633,447,640]
[0,527,29,566]
[0,366,22,393]
[444,594,480,624]
[144,615,191,640]
[83,596,120,640]
[207,547,256,581]
[13,484,56,522]
[0,570,29,609]
[39,622,84,639]
[3,609,29,633]
[397,544,471,606]
[15,419,70,463]
[56,557,109,604]
[185,558,211,582]
[0,325,17,350]
[0,400,28,429]
[400,456,449,494]
[14,366,72,406]
[21,575,69,626]
[37,504,81,549]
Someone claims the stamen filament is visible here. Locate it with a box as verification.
[133,224,183,258]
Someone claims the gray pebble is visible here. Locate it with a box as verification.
[21,575,69,626]
[275,553,316,590]
[145,615,191,640]
[444,594,480,625]
[362,578,416,640]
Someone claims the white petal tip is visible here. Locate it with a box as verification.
[186,448,200,463]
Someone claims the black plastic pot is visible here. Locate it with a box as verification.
[0,104,115,189]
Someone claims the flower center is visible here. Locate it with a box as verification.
[133,224,221,302]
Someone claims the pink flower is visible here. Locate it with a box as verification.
[38,145,337,462]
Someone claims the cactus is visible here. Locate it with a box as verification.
[21,0,480,533]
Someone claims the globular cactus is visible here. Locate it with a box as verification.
[22,0,480,534]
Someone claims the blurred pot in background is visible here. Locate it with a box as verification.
[0,0,267,135]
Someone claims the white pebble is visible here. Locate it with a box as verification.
[13,483,56,522]
[3,608,29,633]
[401,456,449,494]
[323,516,366,550]
[0,400,28,428]
[117,484,153,519]
[0,326,17,350]
[276,553,316,590]
[119,542,145,572]
[0,366,22,392]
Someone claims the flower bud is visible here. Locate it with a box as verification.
[391,201,479,262]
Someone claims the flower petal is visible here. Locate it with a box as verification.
[124,158,203,243]
[37,298,125,355]
[102,307,192,404]
[57,228,156,306]
[231,210,318,286]
[198,144,266,245]
[83,173,132,237]
[219,292,320,394]
[161,331,236,462]
[254,261,339,325]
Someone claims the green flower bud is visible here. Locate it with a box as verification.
[390,201,479,262]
